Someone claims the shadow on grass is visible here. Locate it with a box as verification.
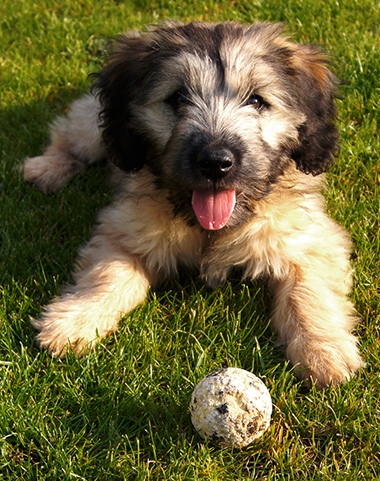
[1,91,112,285]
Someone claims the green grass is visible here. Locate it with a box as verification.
[1,0,379,479]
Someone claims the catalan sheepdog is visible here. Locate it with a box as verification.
[24,21,364,387]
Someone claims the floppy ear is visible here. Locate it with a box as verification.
[289,45,340,176]
[92,33,153,172]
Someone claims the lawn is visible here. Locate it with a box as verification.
[0,0,379,479]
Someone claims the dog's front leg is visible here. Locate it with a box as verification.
[31,235,151,357]
[24,94,105,192]
[268,259,364,388]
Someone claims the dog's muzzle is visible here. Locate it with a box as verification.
[191,148,237,230]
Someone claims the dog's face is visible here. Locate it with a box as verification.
[95,22,339,230]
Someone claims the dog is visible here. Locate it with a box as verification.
[23,21,364,387]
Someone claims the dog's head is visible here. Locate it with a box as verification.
[94,22,339,230]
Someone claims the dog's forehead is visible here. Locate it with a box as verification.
[148,23,293,101]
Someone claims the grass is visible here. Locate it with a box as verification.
[0,0,379,479]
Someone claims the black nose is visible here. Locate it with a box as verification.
[196,148,234,181]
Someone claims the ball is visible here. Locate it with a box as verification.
[190,368,272,448]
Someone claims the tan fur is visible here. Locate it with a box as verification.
[24,21,364,387]
[24,95,105,192]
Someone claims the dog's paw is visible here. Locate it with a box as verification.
[31,316,98,357]
[30,296,119,357]
[287,334,364,388]
[24,152,85,193]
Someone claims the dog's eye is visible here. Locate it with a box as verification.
[246,94,265,110]
[166,90,190,110]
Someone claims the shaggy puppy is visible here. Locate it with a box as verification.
[24,21,363,387]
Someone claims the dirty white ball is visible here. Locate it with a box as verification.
[190,368,272,448]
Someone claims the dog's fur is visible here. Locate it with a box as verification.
[24,21,364,387]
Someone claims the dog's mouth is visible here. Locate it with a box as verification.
[192,189,236,230]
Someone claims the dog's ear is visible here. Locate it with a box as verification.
[92,33,153,172]
[289,45,340,176]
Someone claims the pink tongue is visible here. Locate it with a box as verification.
[192,189,236,230]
